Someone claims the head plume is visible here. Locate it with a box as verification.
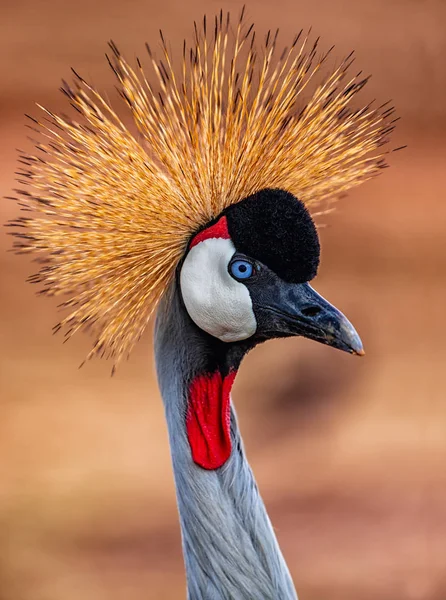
[9,9,396,365]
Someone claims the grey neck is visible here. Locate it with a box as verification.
[154,285,297,600]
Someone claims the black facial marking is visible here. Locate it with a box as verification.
[224,188,320,283]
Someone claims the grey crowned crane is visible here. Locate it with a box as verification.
[9,10,395,600]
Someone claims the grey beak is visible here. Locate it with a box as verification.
[260,282,364,356]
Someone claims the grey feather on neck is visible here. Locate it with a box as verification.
[154,284,298,600]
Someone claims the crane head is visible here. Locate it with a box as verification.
[9,11,395,367]
[180,188,363,356]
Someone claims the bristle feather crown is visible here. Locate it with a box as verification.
[9,10,396,365]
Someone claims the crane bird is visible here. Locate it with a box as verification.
[9,10,395,600]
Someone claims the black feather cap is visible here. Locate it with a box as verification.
[224,189,320,283]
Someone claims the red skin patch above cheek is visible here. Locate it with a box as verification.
[186,370,237,470]
[189,215,230,249]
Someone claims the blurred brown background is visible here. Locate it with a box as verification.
[1,1,445,599]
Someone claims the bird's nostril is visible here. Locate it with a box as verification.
[301,306,321,317]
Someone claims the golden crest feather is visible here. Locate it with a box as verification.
[9,10,396,364]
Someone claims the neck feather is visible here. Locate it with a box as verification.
[154,285,297,600]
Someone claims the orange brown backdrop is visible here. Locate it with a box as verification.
[1,1,445,599]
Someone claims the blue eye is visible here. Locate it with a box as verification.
[230,259,254,280]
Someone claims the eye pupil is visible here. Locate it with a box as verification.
[230,259,254,280]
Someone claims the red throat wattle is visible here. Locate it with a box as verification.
[186,370,237,470]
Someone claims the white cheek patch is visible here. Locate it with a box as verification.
[180,238,257,342]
